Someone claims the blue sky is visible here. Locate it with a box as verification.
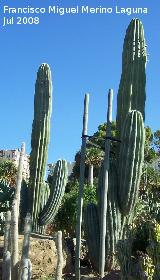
[0,0,159,164]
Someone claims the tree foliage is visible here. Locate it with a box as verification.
[0,159,17,186]
[71,123,159,182]
[51,181,97,236]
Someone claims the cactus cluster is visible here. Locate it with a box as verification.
[84,18,146,272]
[29,63,68,232]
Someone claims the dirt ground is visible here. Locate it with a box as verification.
[0,235,121,280]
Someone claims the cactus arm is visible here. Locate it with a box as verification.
[118,110,145,215]
[39,160,68,226]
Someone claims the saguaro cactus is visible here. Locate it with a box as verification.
[29,63,52,231]
[84,18,147,275]
[116,18,147,138]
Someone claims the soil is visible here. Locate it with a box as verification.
[0,234,121,280]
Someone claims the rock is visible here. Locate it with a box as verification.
[0,234,73,279]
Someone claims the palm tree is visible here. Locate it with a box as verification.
[85,147,104,186]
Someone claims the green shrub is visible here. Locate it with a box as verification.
[52,180,97,236]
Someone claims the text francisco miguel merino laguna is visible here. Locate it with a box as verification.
[3,5,148,16]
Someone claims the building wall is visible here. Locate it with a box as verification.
[0,149,30,180]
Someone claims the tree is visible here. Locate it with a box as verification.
[0,160,17,186]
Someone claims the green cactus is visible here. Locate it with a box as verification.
[29,63,52,231]
[91,159,121,270]
[39,159,68,226]
[118,110,145,215]
[84,203,100,271]
[84,19,146,274]
[116,18,147,139]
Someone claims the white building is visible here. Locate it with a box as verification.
[0,149,30,180]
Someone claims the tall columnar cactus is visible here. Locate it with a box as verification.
[39,159,68,226]
[116,18,147,138]
[84,18,146,274]
[118,110,145,215]
[19,213,32,279]
[29,63,52,231]
[85,159,121,271]
[2,211,11,280]
[84,203,100,272]
[55,231,63,280]
[11,199,19,280]
[15,142,25,218]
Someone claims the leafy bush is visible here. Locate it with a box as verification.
[50,180,97,236]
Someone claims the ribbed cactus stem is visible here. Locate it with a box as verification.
[22,213,32,259]
[116,18,147,138]
[99,89,113,278]
[118,110,145,215]
[2,251,11,280]
[88,164,94,186]
[29,63,52,231]
[39,160,68,226]
[55,231,63,280]
[15,142,25,218]
[11,199,19,280]
[2,211,11,280]
[3,211,11,260]
[75,94,89,280]
[20,259,32,280]
[19,213,32,280]
[84,203,100,271]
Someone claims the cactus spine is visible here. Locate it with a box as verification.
[29,63,52,232]
[39,159,68,226]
